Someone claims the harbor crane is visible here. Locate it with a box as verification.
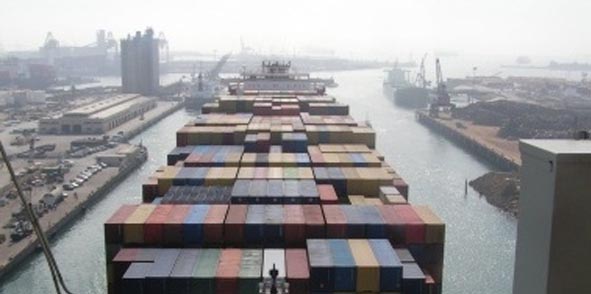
[158,32,170,64]
[415,53,429,88]
[429,58,454,117]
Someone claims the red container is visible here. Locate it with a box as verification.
[184,152,201,167]
[224,205,248,247]
[163,205,191,245]
[112,248,140,263]
[377,206,406,245]
[104,205,138,244]
[302,205,325,238]
[141,179,158,203]
[309,152,325,166]
[317,184,338,204]
[284,205,306,247]
[176,130,188,146]
[204,205,228,246]
[393,205,425,244]
[322,205,347,238]
[110,248,140,293]
[144,205,173,245]
[200,152,216,166]
[286,249,310,294]
[216,249,242,294]
[254,167,267,179]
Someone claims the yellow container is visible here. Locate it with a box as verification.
[268,153,282,166]
[414,205,446,244]
[364,198,383,206]
[158,166,180,195]
[348,239,380,293]
[344,144,370,153]
[123,204,155,244]
[241,153,257,166]
[268,167,283,179]
[237,167,255,179]
[323,153,340,166]
[348,195,365,205]
[298,168,314,179]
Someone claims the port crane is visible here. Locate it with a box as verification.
[429,58,454,117]
[415,53,429,88]
[158,32,170,64]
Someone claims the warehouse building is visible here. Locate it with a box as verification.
[39,94,156,134]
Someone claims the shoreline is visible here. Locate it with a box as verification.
[0,101,184,279]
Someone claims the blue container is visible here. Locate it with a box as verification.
[307,239,334,292]
[328,239,356,291]
[369,239,403,291]
[231,180,250,204]
[402,263,425,294]
[249,180,267,204]
[266,180,283,204]
[299,180,319,204]
[283,180,300,204]
[183,205,209,245]
[341,206,365,238]
[169,249,200,294]
[350,153,367,167]
[264,205,284,246]
[295,153,310,166]
[312,168,330,183]
[145,249,181,294]
[327,168,346,197]
[122,262,151,294]
[363,206,386,238]
[245,205,265,245]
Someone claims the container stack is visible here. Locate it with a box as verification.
[106,91,445,294]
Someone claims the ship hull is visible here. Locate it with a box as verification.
[394,87,430,109]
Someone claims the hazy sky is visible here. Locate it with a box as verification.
[1,0,590,59]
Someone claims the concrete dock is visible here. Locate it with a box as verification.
[416,110,520,171]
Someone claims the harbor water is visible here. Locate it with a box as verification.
[0,68,516,294]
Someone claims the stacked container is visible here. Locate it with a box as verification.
[106,91,446,294]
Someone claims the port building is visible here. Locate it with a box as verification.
[120,28,159,96]
[39,94,156,134]
[513,139,591,294]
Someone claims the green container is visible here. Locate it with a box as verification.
[283,167,298,179]
[239,249,263,294]
[191,249,220,294]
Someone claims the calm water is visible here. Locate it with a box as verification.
[0,68,517,294]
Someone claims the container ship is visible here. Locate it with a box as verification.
[104,61,445,294]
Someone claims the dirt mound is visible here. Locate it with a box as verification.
[453,100,591,139]
[470,171,519,216]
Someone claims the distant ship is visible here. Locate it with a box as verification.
[186,72,217,109]
[384,57,430,109]
[185,53,231,109]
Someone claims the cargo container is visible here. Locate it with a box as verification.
[285,249,309,294]
[328,239,356,291]
[216,249,242,294]
[238,250,263,294]
[348,239,380,293]
[307,239,333,292]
